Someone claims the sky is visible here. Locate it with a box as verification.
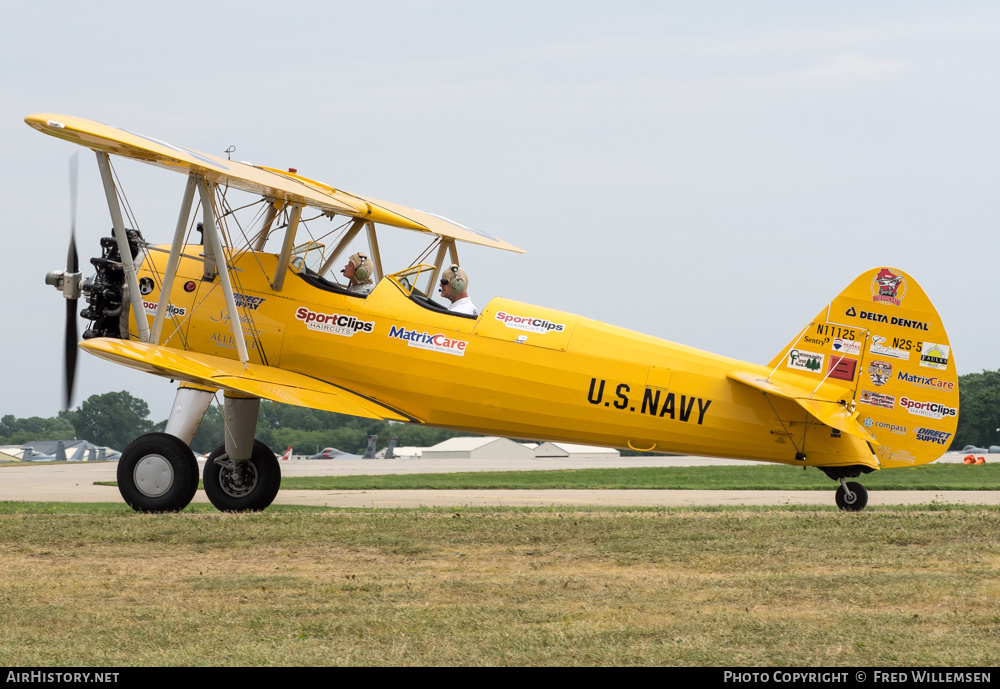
[2,1,998,423]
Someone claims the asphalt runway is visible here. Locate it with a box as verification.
[0,453,997,508]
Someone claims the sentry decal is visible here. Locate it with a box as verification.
[898,396,957,420]
[495,311,565,334]
[296,307,374,337]
[388,325,467,356]
[787,349,823,373]
[919,343,950,370]
[860,390,895,410]
[831,338,862,356]
[142,300,186,318]
[914,428,953,445]
[896,371,955,392]
[869,336,910,361]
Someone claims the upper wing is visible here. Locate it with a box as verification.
[25,113,523,253]
[80,338,419,423]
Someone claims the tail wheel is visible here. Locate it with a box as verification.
[117,432,199,512]
[835,481,869,512]
[203,440,281,512]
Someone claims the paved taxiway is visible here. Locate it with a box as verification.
[0,453,996,508]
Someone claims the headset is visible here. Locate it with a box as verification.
[354,253,371,281]
[442,264,465,293]
[342,253,371,281]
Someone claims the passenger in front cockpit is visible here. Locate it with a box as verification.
[342,252,375,295]
[440,264,478,316]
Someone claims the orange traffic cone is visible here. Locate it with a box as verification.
[964,455,977,464]
[975,456,986,464]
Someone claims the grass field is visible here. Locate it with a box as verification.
[90,461,1000,491]
[0,504,998,666]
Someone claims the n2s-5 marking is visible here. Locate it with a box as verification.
[587,378,711,425]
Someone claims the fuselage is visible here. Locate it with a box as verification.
[135,247,876,471]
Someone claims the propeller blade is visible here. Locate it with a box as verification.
[64,153,80,410]
[64,295,78,410]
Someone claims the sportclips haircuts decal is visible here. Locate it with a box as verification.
[899,396,957,420]
[142,300,186,318]
[494,311,566,334]
[388,325,467,356]
[296,307,374,337]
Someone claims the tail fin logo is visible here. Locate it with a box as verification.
[871,268,907,306]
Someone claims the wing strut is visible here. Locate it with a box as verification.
[95,151,150,343]
[150,173,197,344]
[196,176,249,366]
[366,221,384,281]
[273,204,302,290]
[318,218,366,276]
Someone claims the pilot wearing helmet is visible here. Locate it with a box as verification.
[342,252,375,295]
[439,264,478,316]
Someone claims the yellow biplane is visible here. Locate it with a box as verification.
[30,113,959,512]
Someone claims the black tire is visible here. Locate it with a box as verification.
[202,440,281,512]
[117,432,199,513]
[835,481,868,511]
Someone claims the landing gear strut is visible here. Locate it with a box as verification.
[203,440,281,512]
[835,479,868,512]
[117,432,200,512]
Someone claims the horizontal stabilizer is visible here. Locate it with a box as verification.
[80,339,418,423]
[727,371,876,443]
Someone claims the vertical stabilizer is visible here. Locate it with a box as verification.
[767,267,958,468]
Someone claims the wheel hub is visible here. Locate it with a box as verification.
[218,458,258,498]
[133,454,174,498]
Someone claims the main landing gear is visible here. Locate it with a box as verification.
[115,387,281,513]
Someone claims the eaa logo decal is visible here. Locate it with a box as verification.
[919,343,950,370]
[914,427,953,445]
[494,311,566,334]
[868,360,892,387]
[898,396,958,420]
[787,349,823,373]
[388,325,468,356]
[295,307,374,337]
[871,268,906,307]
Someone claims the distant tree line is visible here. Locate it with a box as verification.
[1,391,469,455]
[5,370,998,455]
